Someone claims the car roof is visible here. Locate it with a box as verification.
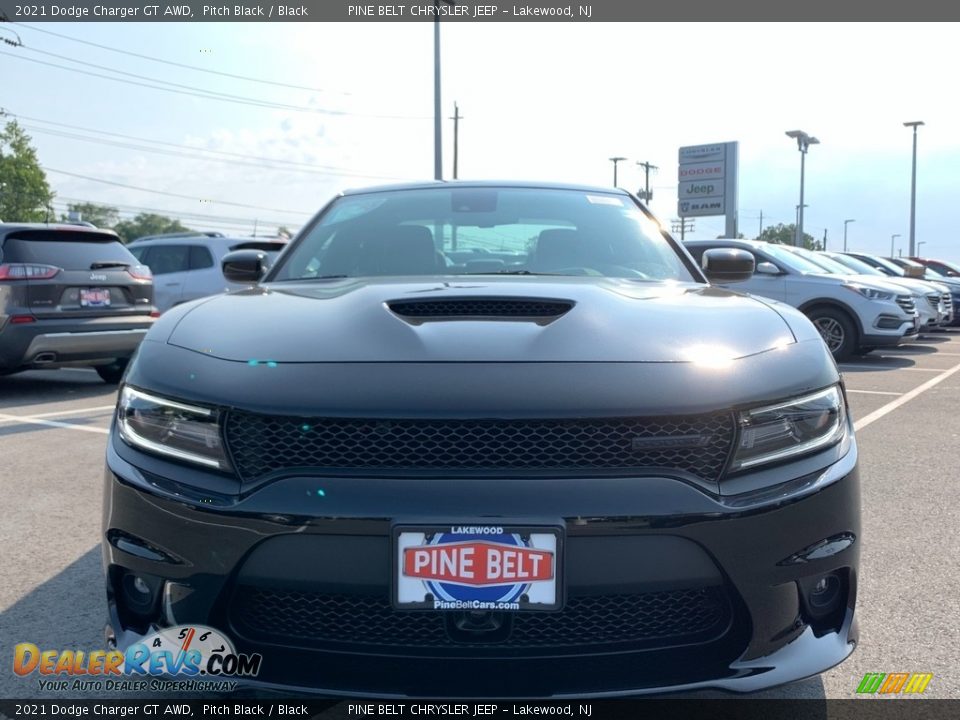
[127,235,279,246]
[338,180,633,197]
[684,238,764,247]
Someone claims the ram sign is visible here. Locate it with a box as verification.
[678,142,739,237]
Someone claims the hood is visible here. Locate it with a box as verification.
[163,278,798,363]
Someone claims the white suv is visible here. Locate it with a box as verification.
[126,235,288,312]
[685,239,918,361]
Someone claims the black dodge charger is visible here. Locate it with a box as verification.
[103,182,859,697]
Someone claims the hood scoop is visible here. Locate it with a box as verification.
[387,297,574,325]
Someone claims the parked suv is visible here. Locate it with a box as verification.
[126,236,288,312]
[104,182,861,697]
[844,252,959,327]
[0,224,156,382]
[823,252,953,328]
[909,257,960,278]
[685,239,918,361]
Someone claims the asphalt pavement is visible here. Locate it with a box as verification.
[1,332,958,701]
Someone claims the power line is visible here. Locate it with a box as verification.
[22,123,412,182]
[43,167,314,215]
[14,23,351,95]
[54,196,297,228]
[4,110,410,179]
[1,49,429,120]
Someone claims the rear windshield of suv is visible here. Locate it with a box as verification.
[1,231,138,270]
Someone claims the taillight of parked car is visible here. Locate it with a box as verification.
[126,265,153,281]
[0,263,61,280]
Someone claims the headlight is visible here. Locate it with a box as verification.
[117,386,232,470]
[731,386,847,471]
[844,283,894,301]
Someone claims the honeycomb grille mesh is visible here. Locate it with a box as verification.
[224,412,735,481]
[231,586,729,650]
[388,298,573,319]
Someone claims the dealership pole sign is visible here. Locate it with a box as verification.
[678,142,739,238]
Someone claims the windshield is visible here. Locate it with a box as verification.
[866,255,906,276]
[269,187,696,282]
[823,253,885,276]
[761,243,832,274]
[789,247,856,275]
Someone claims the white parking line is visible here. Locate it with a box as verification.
[0,412,109,434]
[839,365,942,372]
[881,350,960,357]
[25,405,116,419]
[845,389,903,396]
[854,359,960,432]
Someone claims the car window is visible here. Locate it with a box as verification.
[824,253,884,276]
[145,245,191,275]
[761,244,828,274]
[271,187,696,283]
[1,231,138,269]
[128,246,148,262]
[189,245,214,270]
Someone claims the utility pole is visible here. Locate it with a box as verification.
[758,210,764,237]
[671,218,695,241]
[822,228,827,251]
[635,161,658,204]
[449,102,462,180]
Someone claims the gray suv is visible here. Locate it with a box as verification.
[0,224,156,383]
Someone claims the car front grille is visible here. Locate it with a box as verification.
[943,293,953,312]
[927,293,941,310]
[223,412,736,482]
[230,585,731,653]
[896,295,916,314]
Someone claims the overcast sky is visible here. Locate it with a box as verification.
[3,21,958,259]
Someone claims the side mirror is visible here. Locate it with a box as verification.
[701,248,755,283]
[755,261,781,275]
[222,249,269,283]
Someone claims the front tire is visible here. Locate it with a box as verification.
[807,307,857,362]
[96,359,128,384]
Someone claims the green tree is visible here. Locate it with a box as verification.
[0,121,55,222]
[113,213,190,243]
[756,223,821,250]
[62,202,119,228]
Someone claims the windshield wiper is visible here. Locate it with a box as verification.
[273,274,350,282]
[462,270,564,276]
[90,261,131,270]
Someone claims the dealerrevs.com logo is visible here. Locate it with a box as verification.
[856,672,933,695]
[13,625,261,692]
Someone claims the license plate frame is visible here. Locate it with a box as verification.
[393,523,563,612]
[80,288,111,307]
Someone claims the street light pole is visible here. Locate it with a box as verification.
[609,157,627,187]
[786,130,820,247]
[843,219,855,252]
[917,240,926,256]
[903,121,924,257]
[890,233,901,258]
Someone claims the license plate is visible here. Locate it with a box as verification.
[394,524,562,611]
[80,288,111,307]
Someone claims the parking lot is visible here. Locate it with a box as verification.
[1,330,959,700]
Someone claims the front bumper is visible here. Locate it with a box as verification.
[102,426,860,697]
